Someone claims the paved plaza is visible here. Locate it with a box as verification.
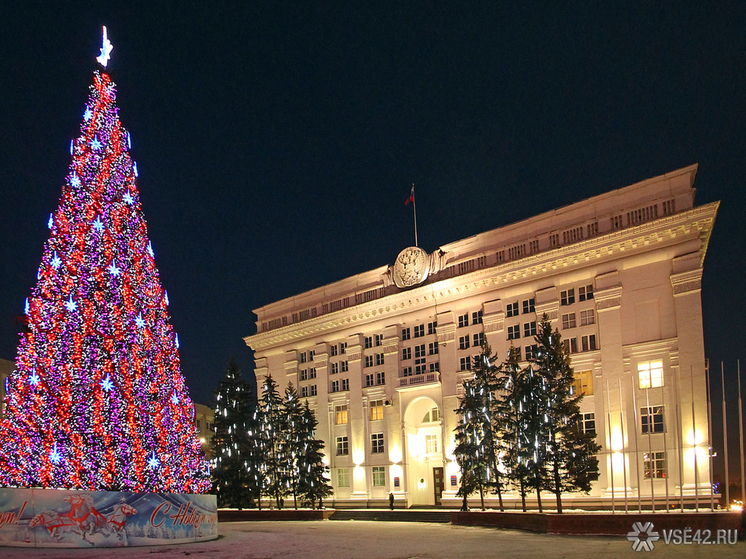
[0,520,742,558]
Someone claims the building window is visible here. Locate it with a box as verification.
[426,434,439,454]
[459,336,470,350]
[612,215,623,230]
[336,436,349,456]
[414,344,426,359]
[581,334,598,352]
[300,351,307,364]
[341,360,348,373]
[579,285,594,301]
[309,350,315,361]
[375,334,383,347]
[365,337,373,349]
[414,324,425,338]
[641,406,665,434]
[506,302,519,317]
[331,380,340,392]
[459,356,471,371]
[573,370,594,396]
[529,239,540,253]
[562,338,578,354]
[300,369,309,381]
[582,413,596,435]
[376,371,385,385]
[370,400,384,421]
[371,433,384,454]
[550,233,559,247]
[372,466,386,486]
[507,325,520,340]
[580,309,595,326]
[523,298,535,314]
[415,363,427,375]
[473,332,485,348]
[310,385,317,396]
[375,353,384,366]
[429,362,440,373]
[365,373,374,387]
[308,367,316,379]
[401,328,411,341]
[331,362,339,375]
[523,321,537,337]
[427,321,437,335]
[423,407,440,423]
[330,345,338,357]
[402,366,413,377]
[365,355,373,368]
[472,311,483,324]
[560,289,575,306]
[301,386,308,397]
[638,360,664,389]
[335,405,348,425]
[586,222,598,238]
[429,342,439,355]
[525,344,538,360]
[562,313,576,329]
[402,347,412,360]
[496,250,505,262]
[341,378,349,391]
[644,451,666,479]
[458,314,469,328]
[337,468,350,487]
[340,342,347,354]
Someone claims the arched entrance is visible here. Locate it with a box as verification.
[402,396,444,506]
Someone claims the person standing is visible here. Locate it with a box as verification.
[389,492,394,510]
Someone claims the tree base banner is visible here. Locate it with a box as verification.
[0,488,217,547]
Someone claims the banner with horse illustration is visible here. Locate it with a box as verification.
[0,487,217,547]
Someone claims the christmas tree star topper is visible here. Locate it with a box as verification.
[96,25,113,67]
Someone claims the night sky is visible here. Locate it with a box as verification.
[2,4,745,481]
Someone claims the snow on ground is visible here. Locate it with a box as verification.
[0,520,741,559]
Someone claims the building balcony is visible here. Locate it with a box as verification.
[398,372,440,389]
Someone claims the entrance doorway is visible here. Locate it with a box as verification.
[433,467,444,505]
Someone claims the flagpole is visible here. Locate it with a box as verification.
[412,183,418,247]
[738,360,745,510]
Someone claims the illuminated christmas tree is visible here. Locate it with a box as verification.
[0,28,210,493]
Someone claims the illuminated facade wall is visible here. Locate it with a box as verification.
[245,164,718,508]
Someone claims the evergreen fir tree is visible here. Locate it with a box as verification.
[257,374,287,509]
[297,402,333,509]
[0,33,208,493]
[520,362,550,512]
[282,382,305,509]
[495,346,531,511]
[453,344,503,511]
[212,357,255,508]
[531,315,600,513]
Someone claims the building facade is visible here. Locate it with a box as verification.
[194,402,216,459]
[244,165,718,509]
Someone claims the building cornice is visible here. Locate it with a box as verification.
[245,202,718,352]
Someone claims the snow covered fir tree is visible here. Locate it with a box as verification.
[0,32,209,493]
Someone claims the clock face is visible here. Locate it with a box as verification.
[393,246,430,288]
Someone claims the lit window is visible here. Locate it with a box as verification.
[572,370,594,396]
[643,451,666,479]
[370,400,384,421]
[426,434,439,454]
[641,406,665,434]
[337,468,350,487]
[335,405,348,425]
[372,466,386,486]
[638,360,664,388]
[582,412,596,435]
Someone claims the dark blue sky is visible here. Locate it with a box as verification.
[1,3,745,478]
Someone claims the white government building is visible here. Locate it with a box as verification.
[244,164,718,509]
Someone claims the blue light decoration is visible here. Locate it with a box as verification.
[147,242,154,258]
[4,377,8,394]
[175,334,180,349]
[134,313,145,329]
[83,107,93,121]
[108,260,121,276]
[70,173,81,188]
[29,371,40,386]
[133,162,138,177]
[122,192,134,205]
[48,214,54,229]
[91,136,103,151]
[164,291,169,306]
[92,216,104,232]
[51,252,62,269]
[50,443,61,465]
[64,296,77,312]
[70,140,74,155]
[24,298,30,314]
[102,375,114,392]
[147,451,160,470]
[127,131,131,149]
[171,392,179,405]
